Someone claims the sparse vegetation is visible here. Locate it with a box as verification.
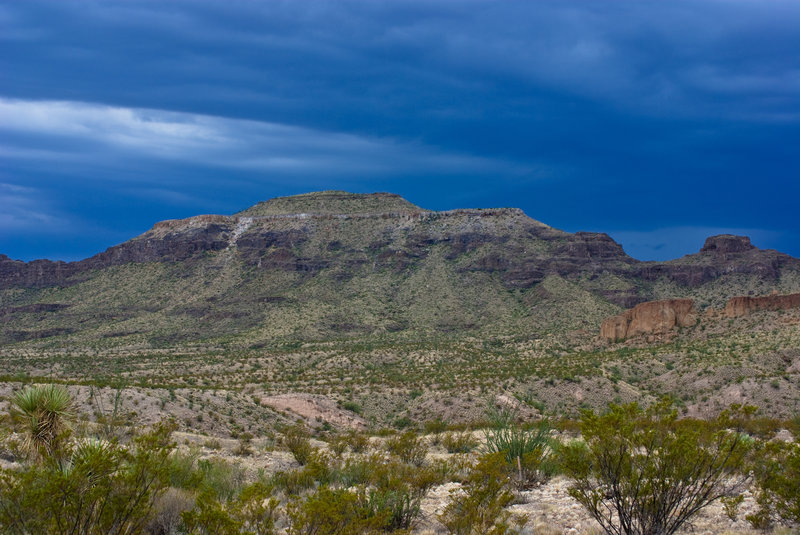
[559,400,755,535]
[2,381,798,534]
[1,194,800,532]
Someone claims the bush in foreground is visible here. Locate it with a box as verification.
[559,401,754,535]
[439,452,519,535]
[748,437,800,528]
[0,421,175,535]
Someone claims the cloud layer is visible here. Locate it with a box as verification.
[1,0,799,260]
[0,97,512,176]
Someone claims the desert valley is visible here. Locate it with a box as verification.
[1,192,799,534]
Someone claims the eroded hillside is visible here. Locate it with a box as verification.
[2,192,799,349]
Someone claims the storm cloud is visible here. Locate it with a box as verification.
[1,0,799,260]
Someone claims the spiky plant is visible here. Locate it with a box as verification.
[11,384,74,461]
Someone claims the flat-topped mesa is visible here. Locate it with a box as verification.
[601,299,696,341]
[700,235,756,254]
[724,292,800,318]
[236,191,426,217]
[636,234,799,287]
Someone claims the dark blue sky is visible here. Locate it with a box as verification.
[2,0,799,262]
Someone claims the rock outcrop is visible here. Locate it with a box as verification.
[700,234,756,254]
[2,192,800,346]
[0,194,638,295]
[601,299,697,341]
[724,292,800,318]
[636,234,799,287]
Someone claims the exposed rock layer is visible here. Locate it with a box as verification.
[602,291,800,340]
[700,234,756,254]
[724,293,800,317]
[2,192,800,344]
[601,299,697,341]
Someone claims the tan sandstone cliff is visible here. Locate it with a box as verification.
[724,292,800,317]
[601,299,697,341]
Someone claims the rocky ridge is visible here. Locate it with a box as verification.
[724,292,800,318]
[2,192,800,346]
[602,291,800,340]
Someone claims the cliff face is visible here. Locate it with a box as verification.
[0,194,639,297]
[3,197,795,297]
[0,217,233,289]
[2,192,800,346]
[724,292,800,317]
[600,299,697,341]
[602,291,800,341]
[636,235,799,287]
[700,234,756,254]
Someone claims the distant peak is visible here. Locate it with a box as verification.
[235,191,426,217]
[700,234,755,254]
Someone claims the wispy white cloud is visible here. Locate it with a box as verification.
[0,182,65,233]
[0,97,521,177]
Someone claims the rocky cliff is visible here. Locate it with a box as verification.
[600,299,697,341]
[635,235,798,287]
[601,290,800,340]
[0,193,638,296]
[2,192,800,347]
[724,292,800,317]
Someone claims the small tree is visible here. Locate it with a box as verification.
[559,401,753,535]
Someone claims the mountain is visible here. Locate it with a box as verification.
[1,191,799,349]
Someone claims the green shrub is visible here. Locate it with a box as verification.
[0,422,176,535]
[393,416,413,429]
[559,401,754,535]
[442,431,478,454]
[287,486,389,535]
[424,418,448,435]
[748,438,800,527]
[385,430,428,467]
[439,452,517,535]
[344,430,370,453]
[196,457,248,501]
[182,489,243,535]
[182,481,279,535]
[336,454,383,487]
[282,424,314,465]
[324,450,442,530]
[341,401,362,414]
[364,457,443,530]
[235,481,279,535]
[168,447,203,489]
[327,433,348,456]
[272,467,316,496]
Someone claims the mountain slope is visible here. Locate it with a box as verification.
[2,192,799,349]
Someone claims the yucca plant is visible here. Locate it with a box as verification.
[11,384,74,461]
[484,405,554,488]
